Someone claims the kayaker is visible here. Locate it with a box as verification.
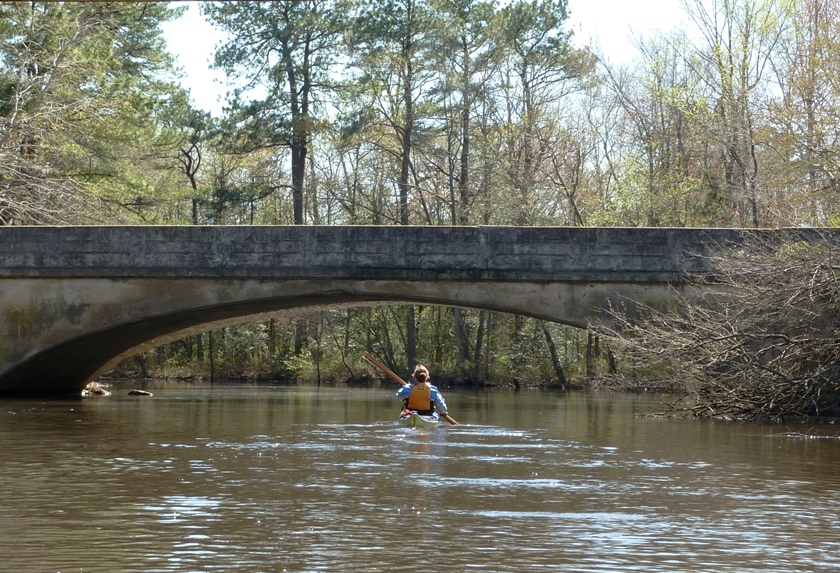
[396,365,450,417]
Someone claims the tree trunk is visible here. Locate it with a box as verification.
[483,312,493,381]
[542,323,567,389]
[294,321,307,355]
[135,354,149,379]
[433,307,444,365]
[453,307,471,368]
[459,46,471,224]
[398,0,415,225]
[291,138,307,224]
[209,331,215,383]
[406,306,417,368]
[472,310,485,379]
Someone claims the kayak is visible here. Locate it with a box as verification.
[397,410,440,428]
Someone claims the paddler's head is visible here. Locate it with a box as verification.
[413,365,429,383]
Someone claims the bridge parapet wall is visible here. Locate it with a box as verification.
[0,225,746,282]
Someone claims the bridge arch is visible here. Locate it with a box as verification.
[0,276,681,396]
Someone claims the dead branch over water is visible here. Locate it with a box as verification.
[598,235,840,422]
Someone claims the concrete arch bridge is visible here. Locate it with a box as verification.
[0,225,834,396]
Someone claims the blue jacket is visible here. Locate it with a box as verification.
[396,382,449,414]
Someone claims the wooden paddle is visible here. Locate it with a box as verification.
[362,351,460,426]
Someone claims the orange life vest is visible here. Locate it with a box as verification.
[406,382,432,411]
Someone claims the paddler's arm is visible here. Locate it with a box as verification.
[431,387,449,414]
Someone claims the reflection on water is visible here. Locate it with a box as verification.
[1,385,839,572]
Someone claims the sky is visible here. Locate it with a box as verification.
[161,3,227,115]
[566,0,685,57]
[162,0,687,116]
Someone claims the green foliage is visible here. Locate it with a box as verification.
[0,2,193,224]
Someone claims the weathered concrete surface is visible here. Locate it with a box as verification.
[0,225,715,281]
[0,225,837,396]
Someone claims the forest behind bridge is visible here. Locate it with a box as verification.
[2,1,839,416]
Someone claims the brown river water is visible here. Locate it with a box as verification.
[1,384,839,572]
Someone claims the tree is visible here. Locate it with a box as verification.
[424,0,496,224]
[343,0,436,226]
[0,2,187,225]
[490,0,592,225]
[601,34,722,226]
[206,0,343,225]
[678,0,788,227]
[766,0,840,225]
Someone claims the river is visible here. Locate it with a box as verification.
[1,383,839,572]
